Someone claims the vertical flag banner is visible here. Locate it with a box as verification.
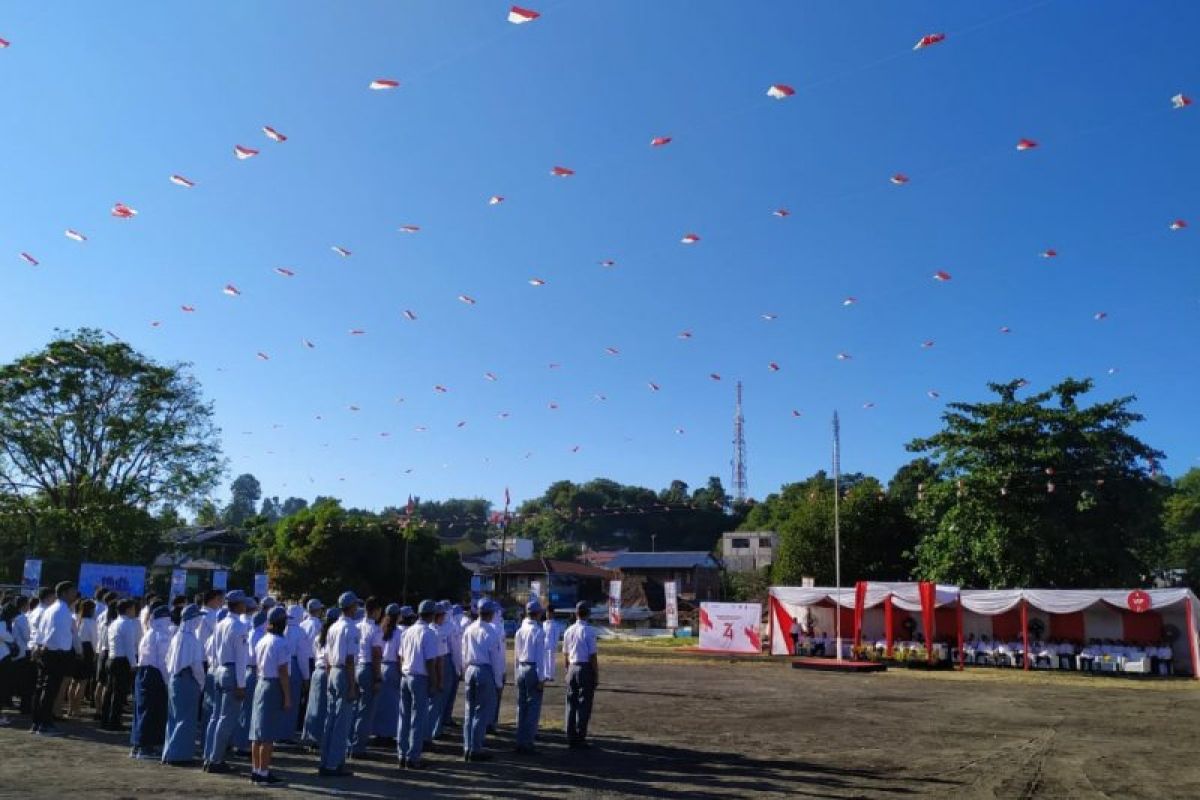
[530,580,542,605]
[212,570,228,591]
[21,558,42,595]
[664,580,679,628]
[698,602,762,654]
[607,580,622,625]
[170,568,187,600]
[253,573,269,598]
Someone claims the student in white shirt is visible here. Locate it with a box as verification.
[350,596,383,757]
[562,600,599,749]
[461,600,505,761]
[373,603,404,741]
[101,598,139,731]
[514,601,548,754]
[425,602,453,742]
[32,581,80,736]
[303,607,341,746]
[130,605,172,758]
[202,590,250,773]
[317,591,360,778]
[398,599,442,769]
[163,604,206,764]
[440,603,465,730]
[541,605,562,682]
[67,599,98,717]
[249,606,293,786]
[0,602,16,726]
[281,604,312,743]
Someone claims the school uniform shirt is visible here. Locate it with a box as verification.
[199,607,219,653]
[0,620,12,662]
[36,599,80,652]
[461,620,505,688]
[541,618,561,680]
[356,618,383,668]
[254,632,291,679]
[12,614,31,660]
[562,620,598,665]
[324,616,359,670]
[445,618,464,674]
[514,618,547,682]
[299,616,322,652]
[165,617,206,688]
[107,615,140,661]
[138,617,173,679]
[96,614,111,656]
[381,628,403,664]
[483,619,506,683]
[399,620,440,677]
[210,614,251,688]
[78,616,98,648]
[284,622,312,680]
[432,620,450,659]
[248,622,268,663]
[26,605,45,646]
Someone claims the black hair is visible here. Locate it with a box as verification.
[203,589,223,604]
[105,601,119,623]
[171,606,183,627]
[381,607,400,642]
[318,614,338,648]
[269,617,287,636]
[117,599,135,615]
[38,586,54,601]
[364,596,381,615]
[13,596,29,613]
[1,602,19,626]
[172,595,187,608]
[80,599,96,619]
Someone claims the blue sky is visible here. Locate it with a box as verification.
[1,1,1196,512]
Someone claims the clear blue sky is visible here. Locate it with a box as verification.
[1,1,1196,512]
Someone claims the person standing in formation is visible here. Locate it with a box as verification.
[302,606,338,747]
[130,604,171,759]
[203,590,250,774]
[442,603,465,730]
[461,600,505,762]
[541,604,561,683]
[162,604,205,765]
[563,601,600,750]
[102,598,138,732]
[248,606,292,786]
[514,600,547,754]
[349,596,382,759]
[281,604,311,742]
[373,603,404,744]
[318,592,359,778]
[31,582,79,737]
[397,599,441,770]
[425,601,452,745]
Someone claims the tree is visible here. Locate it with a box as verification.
[0,329,223,574]
[746,472,916,585]
[223,473,262,527]
[260,496,281,522]
[907,378,1166,588]
[281,497,308,517]
[1163,469,1200,590]
[194,499,221,527]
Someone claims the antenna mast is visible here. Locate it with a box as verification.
[732,381,748,503]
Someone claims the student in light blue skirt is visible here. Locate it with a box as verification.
[249,606,292,786]
[302,608,339,745]
[372,604,404,741]
[162,605,205,765]
[233,602,265,754]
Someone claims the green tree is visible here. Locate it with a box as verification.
[0,329,223,577]
[223,473,262,527]
[280,497,308,517]
[908,378,1166,588]
[260,496,281,522]
[194,499,221,527]
[1163,469,1200,590]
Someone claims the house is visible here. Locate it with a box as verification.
[607,551,722,602]
[152,527,252,595]
[579,548,627,569]
[485,558,612,611]
[721,531,778,572]
[484,536,534,560]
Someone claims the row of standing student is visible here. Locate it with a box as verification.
[5,581,601,788]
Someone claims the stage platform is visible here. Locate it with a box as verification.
[791,657,887,673]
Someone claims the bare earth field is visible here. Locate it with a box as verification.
[4,643,1199,799]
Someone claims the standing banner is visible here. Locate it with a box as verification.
[664,580,679,629]
[212,570,228,591]
[698,602,762,654]
[78,563,146,599]
[607,580,622,625]
[170,569,188,601]
[530,580,543,605]
[253,573,269,599]
[21,558,43,595]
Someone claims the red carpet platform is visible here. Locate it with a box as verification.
[791,657,887,673]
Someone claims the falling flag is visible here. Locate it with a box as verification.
[933,270,952,281]
[20,252,38,266]
[402,310,418,321]
[234,145,259,159]
[256,352,270,361]
[681,233,701,244]
[458,294,477,305]
[1169,219,1187,230]
[843,297,858,306]
[222,284,241,297]
[550,166,575,177]
[398,224,421,234]
[274,267,295,277]
[1016,138,1038,151]
[836,352,852,360]
[766,84,795,100]
[369,79,400,90]
[913,33,946,50]
[488,195,505,205]
[528,278,546,286]
[650,136,672,147]
[181,305,196,313]
[772,209,790,218]
[890,173,910,185]
[64,229,87,242]
[111,202,137,219]
[332,246,351,257]
[1171,93,1192,109]
[169,174,196,188]
[262,125,287,142]
[508,6,540,24]
[1040,249,1057,258]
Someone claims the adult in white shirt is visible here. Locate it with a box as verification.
[131,605,172,758]
[562,600,599,749]
[542,606,562,682]
[398,599,442,769]
[101,598,139,731]
[426,602,453,741]
[30,582,78,737]
[514,601,548,753]
[350,597,383,757]
[461,600,505,761]
[318,592,360,777]
[202,590,250,772]
[163,604,206,764]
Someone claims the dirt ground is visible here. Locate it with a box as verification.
[3,644,1199,799]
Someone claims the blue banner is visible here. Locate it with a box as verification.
[212,570,228,591]
[253,573,269,598]
[170,569,187,600]
[78,562,146,599]
[21,558,42,596]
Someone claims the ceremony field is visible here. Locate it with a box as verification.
[5,642,1199,799]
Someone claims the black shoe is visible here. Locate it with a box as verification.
[317,767,353,778]
[37,726,63,738]
[29,724,40,734]
[515,746,539,755]
[407,759,429,770]
[568,740,591,750]
[206,762,232,774]
[470,752,493,762]
[163,759,197,767]
[263,773,284,785]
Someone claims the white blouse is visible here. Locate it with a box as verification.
[254,632,291,679]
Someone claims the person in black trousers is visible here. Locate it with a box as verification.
[102,599,139,731]
[32,582,79,736]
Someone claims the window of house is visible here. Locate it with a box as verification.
[759,538,773,548]
[731,537,750,549]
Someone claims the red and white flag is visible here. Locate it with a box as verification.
[369,78,400,90]
[1169,219,1187,231]
[681,233,700,244]
[64,229,87,242]
[262,125,287,142]
[332,245,351,257]
[913,33,946,50]
[169,174,196,188]
[766,84,795,99]
[1016,138,1038,151]
[550,165,575,177]
[651,136,672,147]
[234,145,259,159]
[19,252,38,266]
[111,202,137,219]
[890,173,910,185]
[222,283,241,297]
[274,267,295,277]
[508,6,540,24]
[1171,93,1192,109]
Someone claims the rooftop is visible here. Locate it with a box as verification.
[485,557,612,578]
[608,551,722,570]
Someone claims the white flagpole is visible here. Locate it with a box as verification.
[833,411,843,662]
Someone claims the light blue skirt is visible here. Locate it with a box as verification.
[162,671,201,762]
[250,677,284,743]
[302,663,328,744]
[373,662,401,736]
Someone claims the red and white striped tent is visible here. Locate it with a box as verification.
[769,583,1200,678]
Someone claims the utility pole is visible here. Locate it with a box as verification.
[732,381,748,503]
[833,411,842,662]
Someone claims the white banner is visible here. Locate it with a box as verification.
[212,570,228,591]
[254,573,269,598]
[170,568,187,600]
[530,580,542,605]
[699,602,762,654]
[664,580,679,629]
[607,580,622,625]
[21,558,42,595]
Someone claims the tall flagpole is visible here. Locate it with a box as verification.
[833,411,842,662]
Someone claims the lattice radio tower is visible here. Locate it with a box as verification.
[732,381,748,503]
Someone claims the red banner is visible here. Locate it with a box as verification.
[852,581,868,646]
[918,581,936,664]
